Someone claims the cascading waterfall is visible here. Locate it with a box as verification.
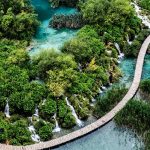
[99,88,103,94]
[52,113,61,133]
[91,97,96,102]
[33,106,39,117]
[65,97,83,127]
[28,125,40,142]
[114,43,124,60]
[42,99,46,105]
[78,63,82,72]
[127,35,132,45]
[4,99,10,118]
[132,1,150,28]
[101,86,107,91]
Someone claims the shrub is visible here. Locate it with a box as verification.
[94,86,127,118]
[140,79,150,93]
[38,124,53,141]
[39,98,57,120]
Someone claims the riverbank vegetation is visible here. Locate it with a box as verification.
[137,0,150,11]
[94,86,128,118]
[115,99,150,149]
[140,79,150,93]
[125,29,150,57]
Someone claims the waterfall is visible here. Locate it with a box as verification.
[132,1,150,28]
[114,43,124,59]
[33,106,39,117]
[101,86,107,90]
[42,99,46,105]
[127,35,132,45]
[65,97,83,127]
[4,99,10,118]
[91,97,96,102]
[99,88,103,94]
[52,113,61,133]
[28,125,40,142]
[78,63,82,72]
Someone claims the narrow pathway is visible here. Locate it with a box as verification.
[1,35,150,150]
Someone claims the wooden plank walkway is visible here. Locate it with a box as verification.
[1,35,150,150]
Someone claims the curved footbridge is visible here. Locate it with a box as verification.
[1,35,150,150]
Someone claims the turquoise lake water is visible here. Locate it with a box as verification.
[30,0,77,56]
[30,0,150,149]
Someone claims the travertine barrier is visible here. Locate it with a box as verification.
[1,35,150,150]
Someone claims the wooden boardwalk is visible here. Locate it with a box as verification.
[1,35,150,150]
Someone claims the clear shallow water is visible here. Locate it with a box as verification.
[52,121,143,150]
[120,55,150,86]
[30,0,77,56]
[30,0,150,149]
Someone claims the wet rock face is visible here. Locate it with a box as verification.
[50,13,85,29]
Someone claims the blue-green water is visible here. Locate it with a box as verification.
[30,0,77,56]
[120,55,150,85]
[53,121,143,150]
[30,0,150,149]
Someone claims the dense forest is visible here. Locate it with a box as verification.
[0,0,150,147]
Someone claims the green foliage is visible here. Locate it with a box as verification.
[0,118,9,143]
[80,0,141,45]
[0,0,39,41]
[46,69,74,97]
[0,118,32,145]
[63,112,76,128]
[58,99,76,128]
[69,95,90,119]
[94,86,127,118]
[31,50,77,79]
[138,0,150,11]
[62,28,105,63]
[39,98,57,120]
[125,29,150,57]
[38,124,53,141]
[115,100,150,149]
[8,119,32,145]
[140,79,150,93]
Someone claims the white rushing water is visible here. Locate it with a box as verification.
[132,1,150,28]
[33,106,39,117]
[91,97,96,102]
[52,113,61,133]
[4,99,10,118]
[78,63,82,72]
[28,125,40,142]
[114,43,125,59]
[127,35,133,45]
[101,86,107,91]
[98,88,103,94]
[42,99,46,105]
[65,97,83,127]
